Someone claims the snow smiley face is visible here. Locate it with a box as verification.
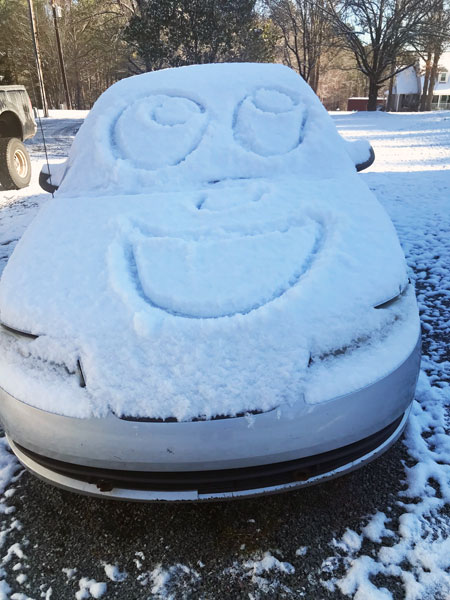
[104,86,321,319]
[93,67,347,324]
[101,80,321,322]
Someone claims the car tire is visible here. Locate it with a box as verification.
[0,137,32,190]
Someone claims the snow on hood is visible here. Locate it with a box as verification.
[0,63,419,420]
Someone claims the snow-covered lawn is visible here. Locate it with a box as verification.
[325,110,450,599]
[0,108,449,599]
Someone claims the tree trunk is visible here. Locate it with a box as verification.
[312,55,321,94]
[420,52,432,111]
[425,50,441,111]
[367,78,379,111]
[386,61,396,111]
[309,62,318,92]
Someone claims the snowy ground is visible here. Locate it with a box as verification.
[0,109,449,599]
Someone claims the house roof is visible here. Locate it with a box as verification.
[393,52,450,95]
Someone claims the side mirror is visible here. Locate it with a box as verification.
[342,138,375,172]
[39,170,58,193]
[39,162,67,193]
[355,146,375,172]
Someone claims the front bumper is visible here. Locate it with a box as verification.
[0,335,421,501]
[8,410,409,501]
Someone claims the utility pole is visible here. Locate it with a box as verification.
[27,0,49,117]
[51,0,72,110]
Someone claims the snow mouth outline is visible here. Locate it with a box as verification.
[109,219,325,320]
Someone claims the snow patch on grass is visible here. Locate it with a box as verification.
[75,578,107,600]
[102,563,127,582]
[321,110,450,600]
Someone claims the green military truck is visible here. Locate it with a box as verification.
[0,85,37,190]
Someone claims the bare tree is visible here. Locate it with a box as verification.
[318,47,368,108]
[266,0,337,92]
[326,0,436,110]
[0,0,131,110]
[415,0,450,110]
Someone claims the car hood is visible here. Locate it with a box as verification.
[0,174,420,420]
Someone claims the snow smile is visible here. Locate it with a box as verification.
[130,222,323,319]
[109,189,324,319]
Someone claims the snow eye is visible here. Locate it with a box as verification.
[234,88,307,157]
[253,88,294,112]
[153,96,201,125]
[113,95,208,170]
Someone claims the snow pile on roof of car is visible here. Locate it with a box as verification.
[0,63,420,420]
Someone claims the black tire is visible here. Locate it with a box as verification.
[0,137,32,190]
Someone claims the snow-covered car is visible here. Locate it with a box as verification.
[0,63,420,501]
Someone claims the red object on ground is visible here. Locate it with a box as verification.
[347,97,386,111]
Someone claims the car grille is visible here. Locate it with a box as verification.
[116,407,270,423]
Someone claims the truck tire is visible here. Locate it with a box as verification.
[0,137,32,190]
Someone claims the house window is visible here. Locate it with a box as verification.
[438,72,448,83]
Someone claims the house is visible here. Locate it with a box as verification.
[390,52,450,111]
[431,61,450,109]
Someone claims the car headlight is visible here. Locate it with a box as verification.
[0,322,86,388]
